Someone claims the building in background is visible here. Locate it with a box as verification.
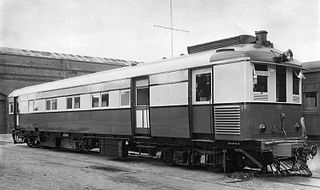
[0,47,141,133]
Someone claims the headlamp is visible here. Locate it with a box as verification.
[258,124,266,133]
[282,49,293,61]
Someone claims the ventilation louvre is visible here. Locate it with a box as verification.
[214,105,241,135]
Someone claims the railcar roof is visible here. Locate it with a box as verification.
[9,44,301,97]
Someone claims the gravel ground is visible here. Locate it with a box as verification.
[0,135,319,190]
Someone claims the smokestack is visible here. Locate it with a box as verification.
[255,30,268,46]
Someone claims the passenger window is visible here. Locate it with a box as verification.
[196,73,211,102]
[66,97,73,109]
[28,100,34,113]
[46,99,51,110]
[91,93,100,108]
[52,99,57,110]
[101,93,109,107]
[293,70,300,95]
[120,90,130,106]
[74,96,80,109]
[33,100,39,111]
[304,92,317,109]
[253,64,268,93]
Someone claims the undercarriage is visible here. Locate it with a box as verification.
[12,130,317,177]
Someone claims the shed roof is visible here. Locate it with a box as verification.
[302,61,320,73]
[0,47,142,66]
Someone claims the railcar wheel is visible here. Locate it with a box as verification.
[207,165,224,172]
[161,149,176,166]
[26,137,34,147]
[13,134,18,144]
[14,135,23,144]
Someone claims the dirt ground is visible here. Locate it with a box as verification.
[0,136,319,190]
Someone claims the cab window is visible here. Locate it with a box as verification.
[192,68,212,104]
[293,70,300,95]
[196,73,211,101]
[276,66,286,102]
[253,64,268,93]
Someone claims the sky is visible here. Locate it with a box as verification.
[0,0,319,63]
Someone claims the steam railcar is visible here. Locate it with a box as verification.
[8,31,317,176]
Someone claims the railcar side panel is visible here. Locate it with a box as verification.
[150,106,189,138]
[192,105,212,134]
[213,61,250,104]
[19,109,132,135]
[89,109,131,135]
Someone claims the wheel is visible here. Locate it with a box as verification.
[207,164,224,172]
[26,138,34,147]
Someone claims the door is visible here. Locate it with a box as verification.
[191,67,214,139]
[133,78,150,135]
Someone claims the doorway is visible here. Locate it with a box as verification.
[133,78,150,135]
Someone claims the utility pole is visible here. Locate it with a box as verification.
[154,0,189,57]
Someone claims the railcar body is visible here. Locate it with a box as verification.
[8,31,316,176]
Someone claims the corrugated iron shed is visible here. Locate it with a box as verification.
[0,47,142,66]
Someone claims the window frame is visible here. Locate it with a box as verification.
[74,96,81,109]
[28,100,34,113]
[91,93,100,108]
[33,99,39,112]
[120,89,130,107]
[253,64,269,93]
[276,65,287,102]
[292,70,300,95]
[9,102,14,114]
[46,99,51,111]
[66,97,73,110]
[136,87,149,106]
[101,92,110,107]
[51,98,57,110]
[192,67,212,105]
[303,92,318,110]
